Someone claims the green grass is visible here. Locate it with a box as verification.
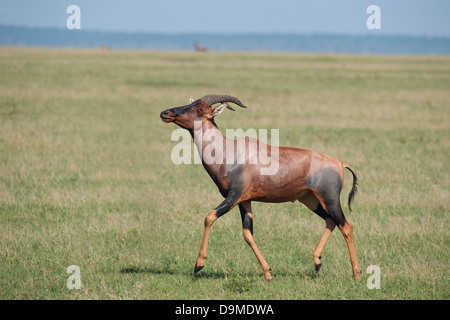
[0,47,449,299]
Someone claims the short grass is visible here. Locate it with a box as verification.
[0,47,449,299]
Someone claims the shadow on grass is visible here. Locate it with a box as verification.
[119,265,319,280]
[120,266,177,275]
[119,266,229,279]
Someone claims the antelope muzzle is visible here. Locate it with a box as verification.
[160,109,175,123]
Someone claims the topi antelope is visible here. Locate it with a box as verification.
[194,42,208,52]
[160,94,361,280]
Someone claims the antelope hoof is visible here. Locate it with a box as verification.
[264,270,273,281]
[315,263,322,273]
[314,255,322,273]
[353,268,362,280]
[193,265,204,274]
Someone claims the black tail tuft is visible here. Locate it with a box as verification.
[344,165,358,212]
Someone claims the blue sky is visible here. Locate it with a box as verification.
[1,0,449,36]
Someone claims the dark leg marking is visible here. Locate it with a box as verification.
[239,203,253,235]
[215,190,240,217]
[306,167,346,226]
[313,203,328,220]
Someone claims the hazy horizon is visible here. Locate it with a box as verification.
[2,25,449,54]
[3,24,450,39]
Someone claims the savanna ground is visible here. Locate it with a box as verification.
[0,47,449,299]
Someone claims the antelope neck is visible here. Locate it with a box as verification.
[192,119,226,175]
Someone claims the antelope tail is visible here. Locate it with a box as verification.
[343,164,358,212]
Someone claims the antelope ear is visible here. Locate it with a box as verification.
[211,103,227,117]
[189,96,195,103]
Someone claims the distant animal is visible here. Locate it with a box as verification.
[160,94,361,281]
[194,42,208,52]
[100,44,111,51]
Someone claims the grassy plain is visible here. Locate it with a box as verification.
[0,47,449,299]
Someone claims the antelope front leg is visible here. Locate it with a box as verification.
[194,210,218,274]
[194,192,240,275]
[239,202,273,281]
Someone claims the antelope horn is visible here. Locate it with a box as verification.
[225,103,235,111]
[200,94,247,109]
